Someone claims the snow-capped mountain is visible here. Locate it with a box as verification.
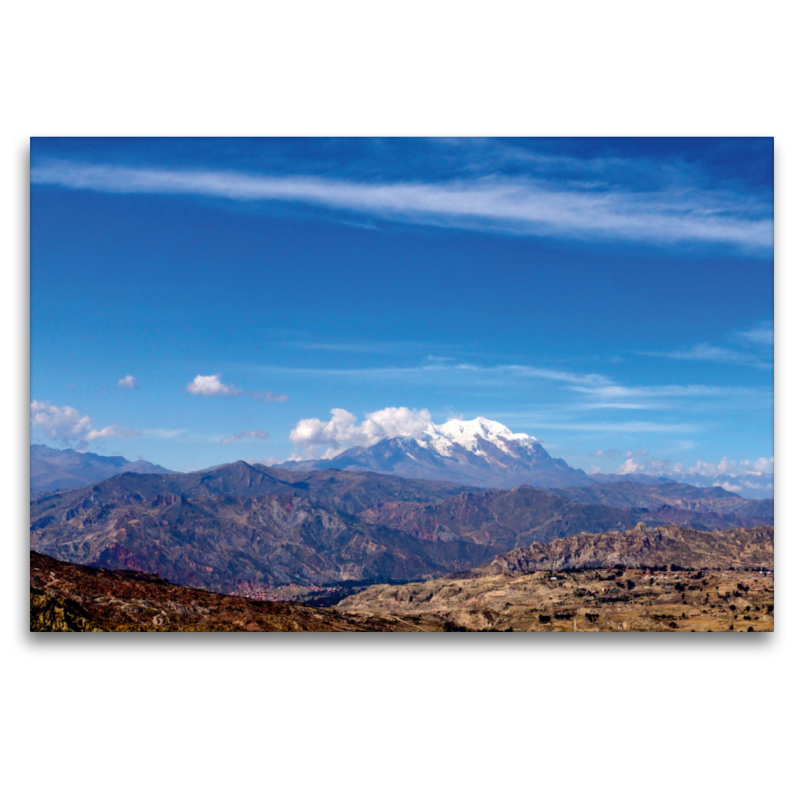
[282,417,593,488]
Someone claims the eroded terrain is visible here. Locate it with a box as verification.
[339,566,774,632]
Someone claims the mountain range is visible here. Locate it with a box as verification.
[30,459,772,594]
[30,444,175,493]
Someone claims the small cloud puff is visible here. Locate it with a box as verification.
[117,375,138,389]
[186,374,241,396]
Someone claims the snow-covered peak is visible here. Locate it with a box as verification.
[437,417,535,446]
[414,417,537,456]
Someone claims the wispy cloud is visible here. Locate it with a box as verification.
[142,428,187,439]
[252,359,770,410]
[117,375,138,389]
[635,320,774,370]
[636,343,773,370]
[31,159,773,251]
[220,430,270,444]
[736,320,774,346]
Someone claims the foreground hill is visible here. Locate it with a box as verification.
[30,551,445,632]
[338,525,775,632]
[31,444,176,493]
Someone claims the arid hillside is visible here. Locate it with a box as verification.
[30,551,449,632]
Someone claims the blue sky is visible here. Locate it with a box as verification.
[30,137,773,489]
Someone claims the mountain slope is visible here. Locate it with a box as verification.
[30,444,177,492]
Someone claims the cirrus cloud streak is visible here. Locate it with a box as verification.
[31,160,773,251]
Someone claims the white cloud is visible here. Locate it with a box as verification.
[31,401,137,447]
[30,160,773,251]
[185,374,241,396]
[86,424,137,441]
[290,406,433,458]
[221,430,270,444]
[117,375,138,389]
[714,481,743,493]
[31,401,92,445]
[615,454,773,480]
[185,374,288,401]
